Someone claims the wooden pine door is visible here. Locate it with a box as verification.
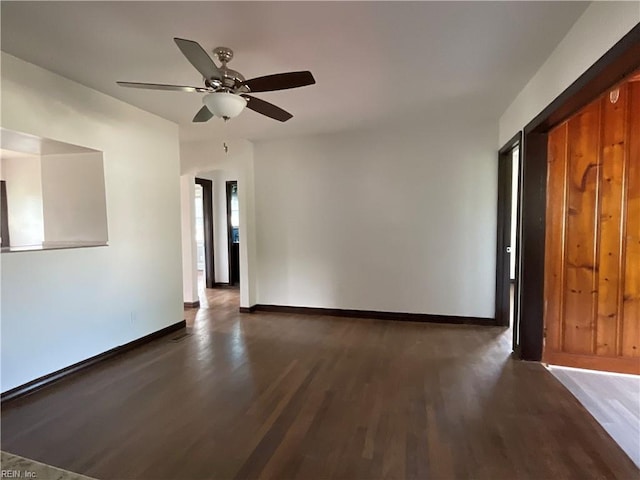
[543,77,640,374]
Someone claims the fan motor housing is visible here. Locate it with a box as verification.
[204,68,245,91]
[206,47,246,92]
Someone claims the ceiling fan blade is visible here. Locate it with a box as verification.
[242,95,293,122]
[117,81,209,93]
[193,105,214,123]
[174,37,222,80]
[241,71,315,93]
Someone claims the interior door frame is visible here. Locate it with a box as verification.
[495,132,521,330]
[195,177,215,289]
[226,180,239,285]
[518,24,640,361]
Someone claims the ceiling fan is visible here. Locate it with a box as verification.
[117,38,316,123]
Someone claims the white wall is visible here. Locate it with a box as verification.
[499,2,640,145]
[0,154,44,246]
[41,152,108,244]
[253,113,498,318]
[0,53,183,392]
[180,139,257,307]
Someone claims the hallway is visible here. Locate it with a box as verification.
[2,289,637,479]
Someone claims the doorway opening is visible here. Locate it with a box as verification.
[542,70,639,375]
[195,183,205,289]
[518,24,640,363]
[226,180,240,286]
[195,177,214,289]
[495,132,522,348]
[509,145,520,336]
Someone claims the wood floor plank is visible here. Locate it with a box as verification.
[1,288,638,480]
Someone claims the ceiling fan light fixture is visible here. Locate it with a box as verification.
[119,39,311,123]
[202,92,247,120]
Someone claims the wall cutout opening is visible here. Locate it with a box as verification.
[0,128,108,252]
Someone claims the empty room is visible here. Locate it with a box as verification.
[1,2,639,479]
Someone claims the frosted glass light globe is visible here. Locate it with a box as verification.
[203,92,247,119]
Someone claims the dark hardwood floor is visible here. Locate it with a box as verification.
[1,288,638,480]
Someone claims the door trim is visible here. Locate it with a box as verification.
[518,24,640,361]
[495,132,521,328]
[195,177,215,288]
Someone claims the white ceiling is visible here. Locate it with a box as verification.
[1,1,588,143]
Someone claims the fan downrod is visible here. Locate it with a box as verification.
[209,47,246,91]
